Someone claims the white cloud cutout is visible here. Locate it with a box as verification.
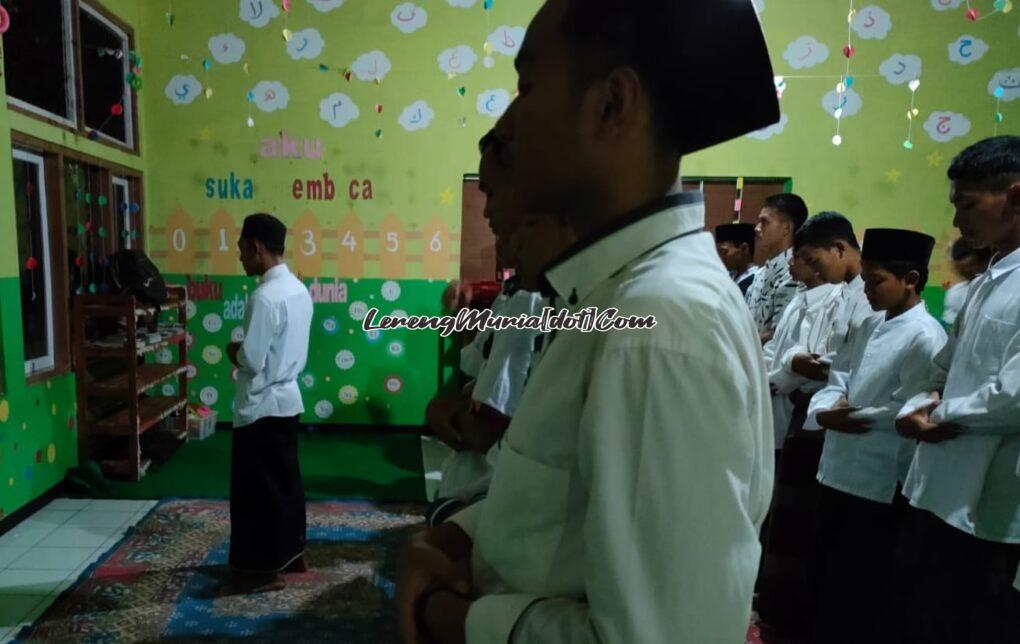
[924,111,972,142]
[391,3,427,34]
[447,0,476,6]
[931,0,964,10]
[239,0,279,28]
[488,26,526,57]
[320,92,360,128]
[398,100,434,131]
[822,87,863,118]
[852,6,892,40]
[165,75,202,105]
[287,28,325,60]
[746,112,789,140]
[879,53,922,85]
[948,36,989,65]
[307,0,344,11]
[783,36,829,70]
[209,34,245,64]
[438,45,478,75]
[251,81,290,112]
[989,68,1020,102]
[752,0,765,13]
[477,89,511,118]
[351,51,392,82]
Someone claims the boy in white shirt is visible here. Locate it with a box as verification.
[805,228,946,644]
[941,237,991,327]
[895,135,1020,644]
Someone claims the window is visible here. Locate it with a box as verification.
[2,0,77,125]
[13,149,57,375]
[80,3,134,147]
[3,0,138,151]
[112,176,131,249]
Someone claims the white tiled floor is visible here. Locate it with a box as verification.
[0,499,157,643]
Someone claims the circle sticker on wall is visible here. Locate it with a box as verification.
[202,346,223,365]
[155,347,174,364]
[230,327,245,343]
[391,309,408,319]
[200,386,219,405]
[349,301,368,321]
[314,400,334,419]
[186,333,195,348]
[162,383,177,396]
[186,364,199,379]
[322,316,340,335]
[335,350,356,370]
[202,313,223,333]
[388,341,405,357]
[301,373,316,388]
[385,375,404,393]
[186,300,197,320]
[365,329,382,343]
[381,280,401,302]
[338,385,359,405]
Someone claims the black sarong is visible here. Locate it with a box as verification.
[229,415,306,573]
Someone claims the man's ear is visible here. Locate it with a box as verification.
[904,269,921,290]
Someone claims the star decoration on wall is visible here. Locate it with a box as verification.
[885,168,902,183]
[927,151,943,167]
[439,188,454,205]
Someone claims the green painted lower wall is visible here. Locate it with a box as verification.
[164,275,448,426]
[0,279,79,523]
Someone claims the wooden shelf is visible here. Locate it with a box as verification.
[92,396,187,436]
[85,331,186,357]
[89,364,187,397]
[100,458,152,480]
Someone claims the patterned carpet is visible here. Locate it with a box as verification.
[16,500,424,642]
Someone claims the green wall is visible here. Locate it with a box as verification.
[0,0,143,520]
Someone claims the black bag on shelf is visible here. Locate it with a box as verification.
[109,250,168,306]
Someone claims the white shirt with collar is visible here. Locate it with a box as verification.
[899,246,1020,543]
[461,291,512,379]
[234,263,313,429]
[941,279,971,327]
[805,302,947,504]
[745,247,797,334]
[763,282,838,444]
[778,275,879,391]
[451,193,774,644]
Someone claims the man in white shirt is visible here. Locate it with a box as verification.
[941,238,991,327]
[895,135,1020,644]
[223,213,313,593]
[758,212,877,641]
[715,222,759,296]
[746,193,809,343]
[395,0,780,642]
[805,228,946,643]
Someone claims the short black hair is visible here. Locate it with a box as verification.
[868,259,929,293]
[240,213,286,255]
[950,238,994,264]
[763,193,808,232]
[947,135,1020,190]
[557,0,778,156]
[794,211,860,251]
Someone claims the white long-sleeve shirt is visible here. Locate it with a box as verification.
[460,291,512,379]
[763,282,838,444]
[899,246,1020,543]
[941,279,971,327]
[452,193,774,644]
[805,302,947,503]
[745,247,797,334]
[234,264,313,428]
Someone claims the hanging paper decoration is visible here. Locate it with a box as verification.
[483,0,494,9]
[903,79,920,149]
[966,7,979,20]
[25,257,39,271]
[98,227,107,238]
[166,0,175,27]
[130,202,141,214]
[0,5,10,35]
[87,130,100,141]
[993,85,1005,134]
[283,0,292,11]
[75,255,84,267]
[85,221,94,232]
[374,129,383,138]
[375,103,383,114]
[110,103,124,116]
[97,195,108,206]
[89,284,98,294]
[77,223,86,235]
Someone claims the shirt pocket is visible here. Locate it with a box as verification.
[972,316,1019,371]
[477,442,572,593]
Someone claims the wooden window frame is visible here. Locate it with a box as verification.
[6,0,141,156]
[11,131,144,385]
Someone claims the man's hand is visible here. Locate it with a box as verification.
[227,342,241,368]
[791,353,830,381]
[895,399,962,443]
[421,590,472,644]
[817,398,873,434]
[396,530,473,644]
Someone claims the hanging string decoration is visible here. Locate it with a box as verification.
[903,79,921,149]
[832,0,857,146]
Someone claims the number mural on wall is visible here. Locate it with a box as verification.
[151,208,459,279]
